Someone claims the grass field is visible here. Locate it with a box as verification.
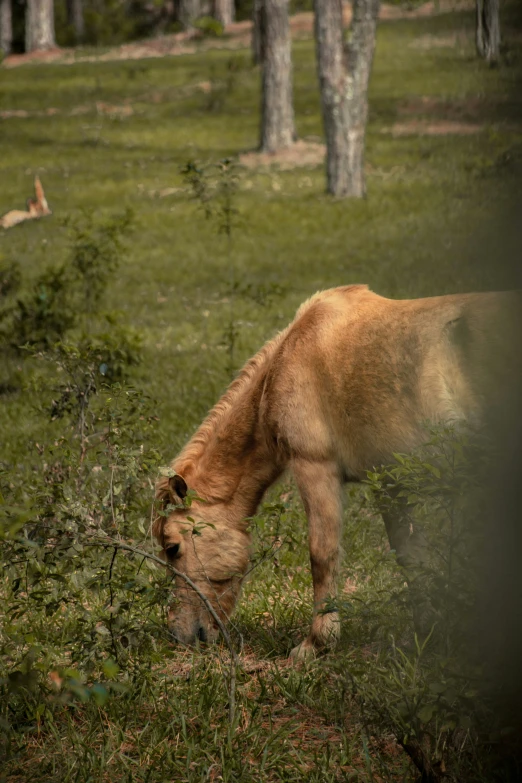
[1,3,522,781]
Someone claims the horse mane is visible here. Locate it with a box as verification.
[173,326,289,477]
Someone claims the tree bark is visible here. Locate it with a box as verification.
[476,0,500,64]
[260,0,295,152]
[0,0,12,55]
[213,0,234,27]
[176,0,201,29]
[314,0,380,198]
[252,0,265,65]
[67,0,84,42]
[25,0,56,52]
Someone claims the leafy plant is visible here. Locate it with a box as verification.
[324,426,505,783]
[183,158,241,377]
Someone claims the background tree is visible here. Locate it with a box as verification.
[66,0,84,43]
[176,0,201,29]
[476,0,500,63]
[25,0,56,51]
[314,0,380,197]
[213,0,234,27]
[252,0,265,65]
[0,0,12,54]
[260,0,295,152]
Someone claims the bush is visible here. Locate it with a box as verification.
[193,15,224,38]
[325,426,512,783]
[0,209,134,357]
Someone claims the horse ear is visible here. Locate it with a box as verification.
[169,474,188,501]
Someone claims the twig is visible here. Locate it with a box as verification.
[107,546,119,663]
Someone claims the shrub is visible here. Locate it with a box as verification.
[193,15,224,38]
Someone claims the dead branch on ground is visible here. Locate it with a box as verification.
[0,176,52,229]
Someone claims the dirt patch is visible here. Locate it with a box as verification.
[409,33,463,49]
[2,0,475,70]
[398,95,522,126]
[399,95,488,120]
[0,107,59,119]
[240,139,325,170]
[386,119,483,136]
[0,80,214,121]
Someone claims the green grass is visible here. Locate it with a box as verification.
[1,3,522,781]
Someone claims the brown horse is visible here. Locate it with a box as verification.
[154,285,521,658]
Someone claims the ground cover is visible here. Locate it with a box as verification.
[1,3,521,781]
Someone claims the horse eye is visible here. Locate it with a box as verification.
[165,543,181,559]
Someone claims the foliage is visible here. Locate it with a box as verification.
[193,15,224,38]
[66,208,134,315]
[336,428,507,783]
[0,209,135,359]
[183,158,242,376]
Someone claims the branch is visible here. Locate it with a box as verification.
[85,536,239,724]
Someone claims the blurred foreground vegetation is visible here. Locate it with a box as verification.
[1,3,522,781]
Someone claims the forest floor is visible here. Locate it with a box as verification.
[1,2,522,781]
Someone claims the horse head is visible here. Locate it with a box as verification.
[154,473,250,646]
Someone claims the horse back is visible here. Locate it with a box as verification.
[261,287,522,477]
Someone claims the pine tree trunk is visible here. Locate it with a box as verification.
[314,0,380,197]
[252,0,265,65]
[67,0,84,42]
[26,0,56,51]
[0,0,12,54]
[260,0,295,152]
[176,0,201,29]
[213,0,234,27]
[476,0,500,64]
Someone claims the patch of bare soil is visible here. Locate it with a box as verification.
[239,139,325,170]
[399,95,486,120]
[0,82,213,121]
[2,0,474,69]
[408,33,463,48]
[386,119,483,136]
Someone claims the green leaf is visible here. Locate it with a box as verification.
[418,704,436,723]
[90,683,109,706]
[159,466,177,478]
[103,659,119,679]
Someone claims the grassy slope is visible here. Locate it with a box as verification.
[1,5,521,781]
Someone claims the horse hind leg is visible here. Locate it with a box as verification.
[381,502,438,638]
[290,458,342,660]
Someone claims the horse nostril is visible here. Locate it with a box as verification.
[197,625,208,643]
[165,542,180,559]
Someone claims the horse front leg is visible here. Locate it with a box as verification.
[290,458,342,659]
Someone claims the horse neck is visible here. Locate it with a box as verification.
[176,372,283,522]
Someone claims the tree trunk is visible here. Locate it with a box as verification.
[0,0,12,55]
[252,0,265,65]
[260,0,295,152]
[176,0,201,29]
[476,0,500,64]
[25,0,56,52]
[67,0,84,42]
[314,0,380,198]
[213,0,234,27]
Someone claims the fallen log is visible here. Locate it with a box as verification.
[0,176,52,229]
